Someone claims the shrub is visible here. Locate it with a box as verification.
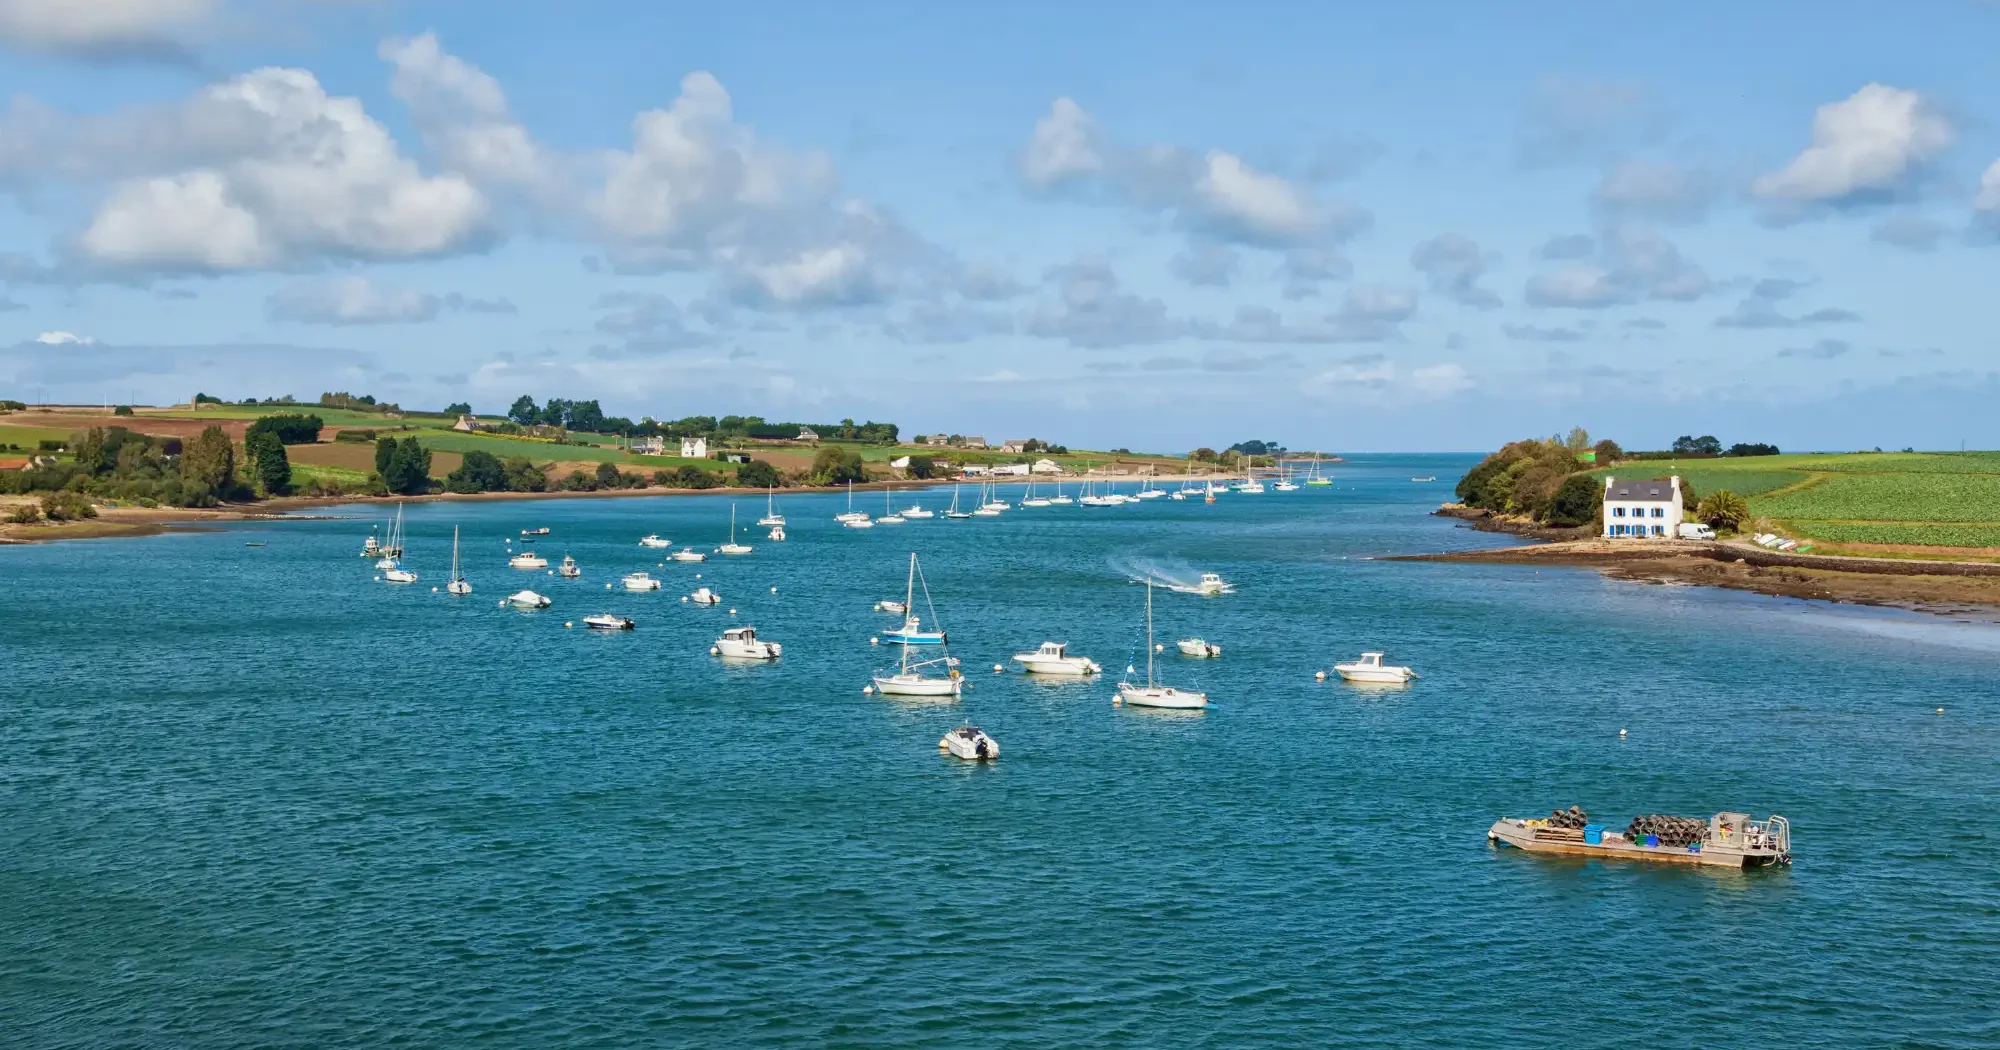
[594,462,621,488]
[245,412,324,445]
[674,465,720,489]
[446,450,508,493]
[6,503,39,524]
[335,429,377,443]
[1544,474,1601,527]
[113,405,134,416]
[39,491,97,521]
[736,460,782,489]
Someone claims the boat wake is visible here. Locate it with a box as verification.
[1113,558,1233,595]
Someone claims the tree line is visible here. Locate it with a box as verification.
[1456,427,1755,532]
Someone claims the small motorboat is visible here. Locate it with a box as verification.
[883,615,945,645]
[558,554,580,578]
[1177,638,1222,659]
[901,504,933,519]
[671,548,707,562]
[382,567,418,584]
[1411,476,1437,483]
[875,599,908,615]
[374,555,401,570]
[1333,652,1418,684]
[503,589,551,609]
[713,625,782,659]
[622,571,662,591]
[689,586,721,605]
[843,516,876,529]
[640,534,672,548]
[768,526,786,541]
[583,613,635,630]
[1166,572,1232,596]
[939,724,998,760]
[361,534,381,557]
[509,551,547,569]
[1011,641,1102,676]
[522,527,550,536]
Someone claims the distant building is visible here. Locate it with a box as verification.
[963,436,988,449]
[1030,458,1062,474]
[721,452,751,464]
[960,464,991,476]
[631,436,667,456]
[889,456,911,470]
[924,434,949,446]
[680,436,708,458]
[1000,440,1028,453]
[453,414,479,432]
[1603,475,1682,538]
[796,427,819,442]
[991,463,1029,476]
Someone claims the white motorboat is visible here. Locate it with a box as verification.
[1118,576,1210,710]
[689,586,721,605]
[583,613,635,630]
[875,599,908,615]
[361,533,381,557]
[1411,476,1437,483]
[557,553,580,578]
[672,547,707,562]
[844,516,876,529]
[503,589,551,609]
[446,526,472,595]
[1333,652,1419,684]
[383,567,418,584]
[622,571,662,591]
[872,553,962,697]
[1177,638,1221,658]
[509,550,547,569]
[768,525,786,541]
[756,487,786,527]
[640,534,672,548]
[835,480,868,523]
[901,503,933,519]
[1164,572,1233,596]
[718,504,753,554]
[522,527,550,537]
[1012,641,1102,676]
[714,625,782,660]
[938,724,998,760]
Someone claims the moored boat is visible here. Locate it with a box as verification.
[939,724,998,760]
[622,571,662,591]
[689,586,721,605]
[672,547,708,562]
[1487,808,1791,869]
[1117,576,1209,709]
[1333,652,1417,683]
[713,625,782,659]
[509,550,548,569]
[1176,638,1221,658]
[640,534,672,548]
[583,613,635,630]
[1011,641,1102,676]
[383,567,418,584]
[557,553,580,578]
[503,589,551,609]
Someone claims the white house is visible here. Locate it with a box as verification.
[1000,439,1028,453]
[1603,475,1682,538]
[924,434,949,446]
[1030,458,1062,474]
[630,436,667,456]
[680,436,708,458]
[889,456,911,470]
[960,463,991,476]
[991,463,1030,476]
[453,414,478,432]
[962,436,988,449]
[796,427,819,442]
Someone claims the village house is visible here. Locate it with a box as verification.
[959,463,991,476]
[889,456,911,470]
[1603,475,1683,538]
[962,436,988,449]
[630,436,667,456]
[680,436,709,459]
[924,434,949,447]
[1000,439,1028,454]
[452,414,479,432]
[796,427,819,442]
[1030,458,1063,474]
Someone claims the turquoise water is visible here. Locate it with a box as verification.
[3,454,1995,1048]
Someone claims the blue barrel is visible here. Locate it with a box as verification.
[1583,824,1603,845]
[1644,834,1659,847]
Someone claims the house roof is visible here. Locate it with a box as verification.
[1606,477,1677,502]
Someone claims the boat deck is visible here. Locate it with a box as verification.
[1488,818,1789,869]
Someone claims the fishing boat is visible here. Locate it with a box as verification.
[872,553,962,697]
[447,526,472,594]
[835,480,868,523]
[944,484,974,519]
[901,500,933,519]
[622,571,662,591]
[1160,572,1232,596]
[939,724,998,760]
[756,488,785,527]
[878,487,906,525]
[713,625,782,660]
[361,532,381,558]
[1488,809,1791,869]
[1011,641,1102,676]
[640,534,672,548]
[883,615,946,645]
[671,547,707,562]
[689,586,721,605]
[557,553,580,578]
[503,589,551,609]
[1117,576,1209,709]
[521,527,550,537]
[1332,652,1418,683]
[509,550,547,569]
[583,613,635,630]
[383,566,418,584]
[1177,638,1221,658]
[718,505,753,554]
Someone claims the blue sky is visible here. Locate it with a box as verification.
[2,0,1998,452]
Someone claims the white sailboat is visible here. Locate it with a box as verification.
[1136,475,1166,499]
[374,504,407,567]
[719,504,753,554]
[872,553,962,697]
[1117,576,1210,709]
[383,566,418,584]
[1274,465,1299,492]
[835,480,868,523]
[757,487,785,527]
[980,483,1010,512]
[447,526,472,594]
[1021,477,1051,508]
[1233,453,1265,494]
[944,484,974,519]
[878,487,906,525]
[1047,477,1074,506]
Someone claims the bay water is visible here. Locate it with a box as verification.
[3,454,1994,1048]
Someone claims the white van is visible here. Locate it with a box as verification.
[1677,522,1716,540]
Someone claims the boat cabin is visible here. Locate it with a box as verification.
[721,627,759,643]
[1034,641,1069,658]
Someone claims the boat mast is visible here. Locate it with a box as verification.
[450,525,461,582]
[902,553,917,675]
[1145,575,1156,687]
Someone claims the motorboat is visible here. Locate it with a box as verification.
[872,553,962,697]
[446,526,472,595]
[557,553,580,578]
[939,724,998,760]
[689,586,721,605]
[503,589,551,608]
[1163,572,1233,596]
[383,567,418,584]
[901,502,933,519]
[875,599,908,615]
[1012,641,1102,676]
[756,487,785,528]
[1177,638,1221,658]
[622,571,662,591]
[714,625,782,660]
[509,550,547,569]
[883,615,946,645]
[844,516,876,529]
[361,533,381,557]
[1411,476,1437,482]
[522,527,550,537]
[834,480,868,523]
[1118,576,1209,709]
[768,525,786,541]
[672,547,708,562]
[718,504,753,554]
[1333,652,1418,684]
[640,534,672,548]
[583,613,635,630]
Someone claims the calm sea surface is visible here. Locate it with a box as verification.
[3,454,1995,1048]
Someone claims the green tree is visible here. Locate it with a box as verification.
[444,401,472,415]
[674,465,720,489]
[905,455,935,480]
[1592,438,1623,463]
[445,450,508,493]
[245,413,324,444]
[245,429,291,495]
[508,394,539,426]
[809,447,866,485]
[1544,473,1601,527]
[502,457,546,492]
[595,461,621,488]
[180,425,236,498]
[381,437,432,495]
[737,460,782,489]
[1696,490,1750,532]
[374,436,396,477]
[113,405,133,416]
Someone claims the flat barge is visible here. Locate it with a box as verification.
[1488,809,1791,869]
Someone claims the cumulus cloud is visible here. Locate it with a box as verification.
[1870,212,1946,252]
[267,276,516,325]
[1752,84,1951,207]
[1979,160,2000,211]
[1591,159,1717,224]
[35,329,92,345]
[1023,261,1183,348]
[1523,230,1708,308]
[1409,233,1500,309]
[1019,97,1102,188]
[380,32,553,194]
[0,0,213,58]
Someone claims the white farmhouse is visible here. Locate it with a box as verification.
[680,436,708,458]
[991,463,1030,476]
[630,436,666,456]
[1030,458,1062,474]
[1603,475,1682,538]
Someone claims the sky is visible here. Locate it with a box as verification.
[1,0,1998,453]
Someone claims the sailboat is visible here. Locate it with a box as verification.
[1047,476,1073,506]
[447,526,472,594]
[1117,576,1210,709]
[719,504,753,554]
[1274,464,1299,492]
[1136,474,1166,499]
[1021,477,1051,508]
[1233,453,1265,494]
[872,553,962,697]
[980,483,1010,512]
[374,504,406,568]
[878,486,906,524]
[835,480,868,524]
[944,484,974,519]
[757,487,785,527]
[1304,456,1333,486]
[973,481,1003,516]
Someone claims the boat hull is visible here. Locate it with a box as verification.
[1013,656,1100,675]
[716,642,780,659]
[1118,684,1208,709]
[1334,666,1413,683]
[874,674,961,697]
[1486,820,1788,869]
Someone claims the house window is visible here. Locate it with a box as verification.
[1612,506,1625,517]
[1652,525,1664,535]
[1652,507,1664,518]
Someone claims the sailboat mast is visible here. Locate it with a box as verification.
[902,553,917,675]
[1145,575,1156,687]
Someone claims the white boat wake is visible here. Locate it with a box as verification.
[1113,558,1235,595]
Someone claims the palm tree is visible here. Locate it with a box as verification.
[1696,490,1750,532]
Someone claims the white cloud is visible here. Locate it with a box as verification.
[1019,98,1101,188]
[0,0,213,56]
[1978,159,2000,211]
[1753,84,1951,203]
[1191,151,1316,243]
[1410,362,1471,396]
[380,32,550,192]
[34,329,92,345]
[267,276,440,325]
[1523,230,1708,308]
